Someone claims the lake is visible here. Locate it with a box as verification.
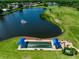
[0,8,62,40]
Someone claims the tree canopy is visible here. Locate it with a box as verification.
[0,0,79,2]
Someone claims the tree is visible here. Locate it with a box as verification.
[44,3,48,7]
[18,3,23,8]
[62,47,78,56]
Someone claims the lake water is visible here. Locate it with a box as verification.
[0,8,62,40]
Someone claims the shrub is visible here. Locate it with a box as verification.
[62,47,78,56]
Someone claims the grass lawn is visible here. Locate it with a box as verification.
[43,6,79,48]
[0,6,79,59]
[0,37,79,59]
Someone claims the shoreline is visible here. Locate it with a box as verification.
[41,7,65,34]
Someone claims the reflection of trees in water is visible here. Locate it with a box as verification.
[0,16,4,20]
[18,9,23,15]
[0,9,3,13]
[0,9,3,16]
[19,10,24,19]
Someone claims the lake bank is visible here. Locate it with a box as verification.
[41,6,79,48]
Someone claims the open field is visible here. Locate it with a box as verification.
[0,6,79,59]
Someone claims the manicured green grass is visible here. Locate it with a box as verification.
[0,37,79,59]
[43,6,79,48]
